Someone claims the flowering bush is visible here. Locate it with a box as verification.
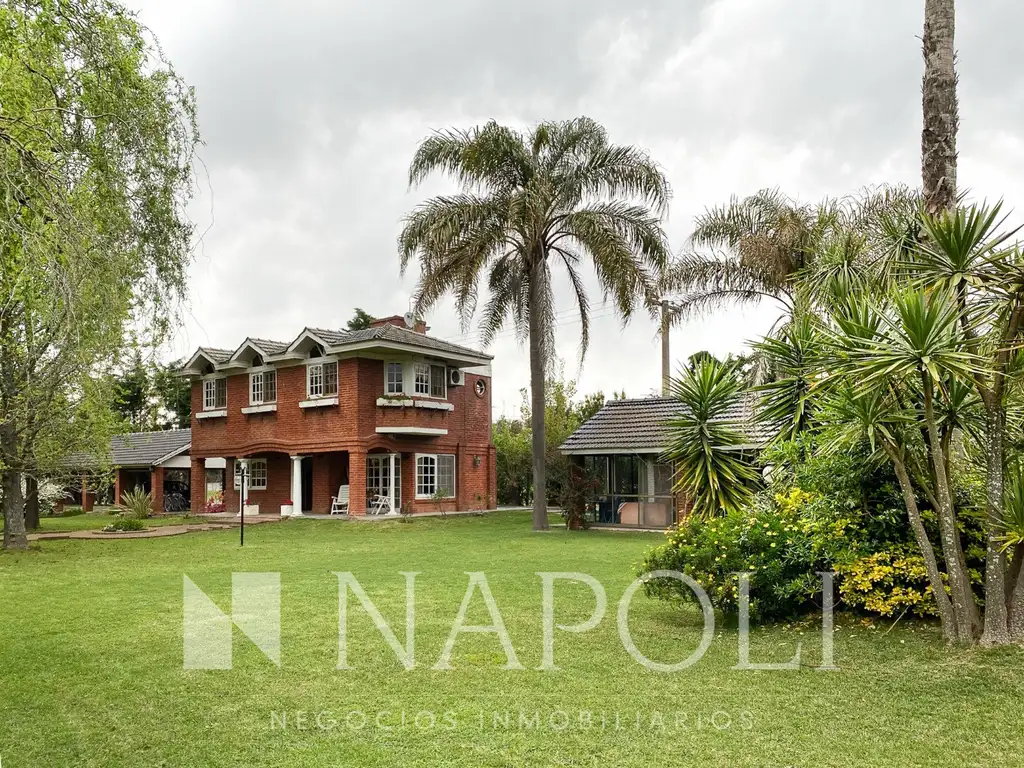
[641,490,845,621]
[205,491,226,514]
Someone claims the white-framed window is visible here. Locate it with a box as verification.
[430,364,446,398]
[367,454,401,506]
[385,362,404,395]
[203,378,227,410]
[234,458,267,491]
[415,453,455,498]
[249,369,277,405]
[307,360,338,398]
[412,363,447,398]
[414,363,430,395]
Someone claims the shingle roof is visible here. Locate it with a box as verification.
[249,338,289,355]
[200,347,232,363]
[559,396,769,454]
[112,429,192,466]
[341,324,493,360]
[306,327,351,345]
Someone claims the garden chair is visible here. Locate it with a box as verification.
[330,486,349,515]
[368,494,393,515]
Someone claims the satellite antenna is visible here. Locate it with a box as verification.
[403,311,416,328]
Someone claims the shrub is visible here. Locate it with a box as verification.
[58,506,85,518]
[836,548,936,617]
[117,488,153,520]
[205,491,226,515]
[103,517,146,532]
[641,491,844,621]
[558,463,598,530]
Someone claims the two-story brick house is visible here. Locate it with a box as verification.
[179,315,496,516]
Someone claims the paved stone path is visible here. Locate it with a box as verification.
[28,515,284,541]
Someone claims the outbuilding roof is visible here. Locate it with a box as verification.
[559,396,770,455]
[111,429,192,467]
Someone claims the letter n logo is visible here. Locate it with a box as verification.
[183,573,281,669]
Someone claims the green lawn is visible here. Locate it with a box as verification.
[0,511,1020,767]
[35,513,199,532]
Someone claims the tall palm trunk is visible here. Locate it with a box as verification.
[885,444,957,641]
[1010,544,1024,642]
[528,259,549,531]
[922,0,957,216]
[922,376,978,641]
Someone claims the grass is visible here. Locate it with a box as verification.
[0,511,1020,767]
[35,513,200,533]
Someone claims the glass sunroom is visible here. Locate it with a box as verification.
[578,453,677,528]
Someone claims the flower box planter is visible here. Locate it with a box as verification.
[280,504,294,517]
[242,504,259,516]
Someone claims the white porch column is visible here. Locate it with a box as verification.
[389,453,397,515]
[290,455,304,516]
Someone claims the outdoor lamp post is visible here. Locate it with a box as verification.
[237,461,248,547]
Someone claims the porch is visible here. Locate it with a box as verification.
[198,446,480,516]
[576,453,680,529]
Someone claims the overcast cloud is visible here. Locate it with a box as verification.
[128,0,1023,417]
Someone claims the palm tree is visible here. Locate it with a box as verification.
[662,357,759,517]
[922,0,957,215]
[399,118,671,531]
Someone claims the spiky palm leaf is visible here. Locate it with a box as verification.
[399,118,672,530]
[662,358,759,517]
[754,313,821,441]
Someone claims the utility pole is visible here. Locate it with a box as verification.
[660,299,671,396]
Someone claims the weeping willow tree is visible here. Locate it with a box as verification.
[399,117,671,530]
[0,0,199,548]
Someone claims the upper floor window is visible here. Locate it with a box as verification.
[250,369,277,405]
[307,360,338,398]
[385,362,404,395]
[203,378,226,410]
[413,363,447,398]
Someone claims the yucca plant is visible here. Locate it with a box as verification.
[754,313,821,441]
[117,488,153,521]
[662,358,759,517]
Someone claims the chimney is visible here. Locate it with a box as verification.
[370,315,429,334]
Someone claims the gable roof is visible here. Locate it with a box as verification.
[183,321,492,376]
[339,323,493,361]
[559,396,770,455]
[112,429,192,467]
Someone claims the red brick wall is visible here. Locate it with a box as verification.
[189,357,495,514]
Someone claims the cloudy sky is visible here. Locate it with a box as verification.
[128,0,1022,417]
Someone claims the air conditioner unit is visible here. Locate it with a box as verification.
[448,368,465,386]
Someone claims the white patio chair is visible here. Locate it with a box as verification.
[330,485,350,515]
[368,494,393,515]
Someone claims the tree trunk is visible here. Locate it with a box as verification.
[980,404,1011,646]
[2,425,27,550]
[1010,546,1024,643]
[528,263,549,532]
[891,448,955,633]
[922,378,978,642]
[921,0,957,216]
[886,444,957,642]
[24,474,39,530]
